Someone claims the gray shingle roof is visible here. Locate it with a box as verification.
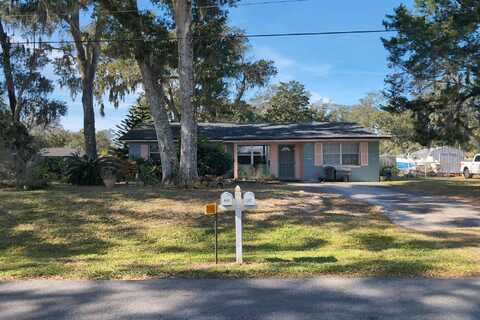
[119,122,389,142]
[40,148,85,157]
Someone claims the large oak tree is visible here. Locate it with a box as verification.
[12,0,107,159]
[172,0,197,186]
[99,0,180,184]
[0,17,66,187]
[383,0,480,148]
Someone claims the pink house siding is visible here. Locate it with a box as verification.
[269,143,279,177]
[360,141,369,166]
[314,143,323,166]
[140,144,149,160]
[233,143,239,180]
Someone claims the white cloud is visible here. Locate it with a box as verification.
[251,46,332,81]
[310,91,333,104]
[253,46,296,69]
[301,64,332,78]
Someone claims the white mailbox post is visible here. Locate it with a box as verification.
[234,186,243,264]
[219,185,255,264]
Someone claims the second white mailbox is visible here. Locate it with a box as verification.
[243,191,256,207]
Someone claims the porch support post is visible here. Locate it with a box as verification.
[295,143,303,180]
[269,143,279,178]
[233,143,239,180]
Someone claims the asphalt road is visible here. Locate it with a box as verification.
[1,278,479,320]
[290,182,480,231]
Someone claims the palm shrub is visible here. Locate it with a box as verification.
[66,155,123,186]
[65,155,103,185]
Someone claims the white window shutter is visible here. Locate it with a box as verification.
[314,143,323,166]
[360,142,369,166]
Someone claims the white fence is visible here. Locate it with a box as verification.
[381,146,465,175]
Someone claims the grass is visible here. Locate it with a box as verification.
[0,182,479,279]
[383,176,480,203]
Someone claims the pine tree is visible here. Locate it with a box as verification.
[114,96,152,156]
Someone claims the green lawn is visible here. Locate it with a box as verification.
[0,182,479,279]
[383,177,480,203]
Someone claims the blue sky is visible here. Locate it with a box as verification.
[58,0,411,131]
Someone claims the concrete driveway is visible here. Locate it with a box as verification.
[1,278,479,320]
[290,183,480,232]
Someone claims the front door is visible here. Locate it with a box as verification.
[279,144,295,180]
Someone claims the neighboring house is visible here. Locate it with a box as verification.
[40,148,85,158]
[120,122,389,182]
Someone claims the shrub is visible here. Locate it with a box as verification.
[20,157,51,190]
[135,159,162,185]
[37,158,69,181]
[380,165,399,179]
[65,155,124,186]
[197,141,232,177]
[116,159,137,182]
[65,155,103,186]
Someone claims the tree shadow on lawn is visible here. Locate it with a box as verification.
[0,187,148,265]
[1,183,479,279]
[264,256,337,264]
[243,238,327,252]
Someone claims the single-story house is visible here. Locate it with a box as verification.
[40,148,85,158]
[119,122,390,182]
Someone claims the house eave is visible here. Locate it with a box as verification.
[121,136,390,144]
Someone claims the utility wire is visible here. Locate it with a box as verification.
[8,29,398,45]
[3,0,311,18]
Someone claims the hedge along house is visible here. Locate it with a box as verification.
[120,122,389,182]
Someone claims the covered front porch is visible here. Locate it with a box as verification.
[227,140,377,182]
[229,142,304,181]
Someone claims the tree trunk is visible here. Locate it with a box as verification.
[68,7,102,160]
[81,76,98,159]
[13,145,27,188]
[0,19,25,188]
[166,82,181,122]
[138,60,179,184]
[0,20,17,120]
[234,75,247,107]
[174,0,198,187]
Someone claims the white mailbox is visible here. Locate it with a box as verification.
[243,191,256,207]
[220,192,234,207]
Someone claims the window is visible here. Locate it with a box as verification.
[238,146,254,165]
[342,143,360,165]
[323,142,360,166]
[129,144,141,159]
[238,145,268,165]
[323,143,341,165]
[475,155,480,162]
[149,143,161,162]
